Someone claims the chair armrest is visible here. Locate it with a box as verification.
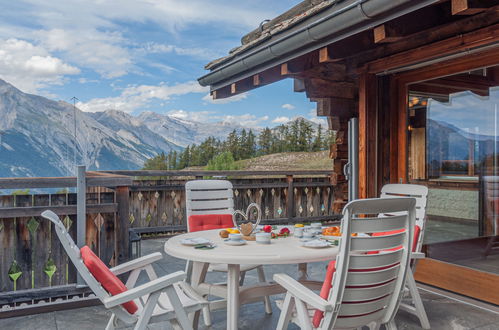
[274,273,333,312]
[103,271,186,309]
[110,252,163,275]
[411,252,425,260]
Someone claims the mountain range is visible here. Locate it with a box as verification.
[0,79,244,177]
[0,79,324,178]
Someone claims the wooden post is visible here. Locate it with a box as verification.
[76,166,86,287]
[115,186,130,264]
[286,175,294,219]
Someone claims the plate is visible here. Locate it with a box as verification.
[301,239,330,248]
[180,237,213,246]
[224,239,247,246]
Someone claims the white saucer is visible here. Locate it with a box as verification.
[180,237,213,246]
[224,239,247,246]
[301,239,330,248]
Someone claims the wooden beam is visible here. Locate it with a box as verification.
[452,0,495,15]
[229,77,254,95]
[304,78,356,99]
[294,78,305,92]
[315,97,356,118]
[253,74,261,86]
[415,258,499,305]
[211,86,232,99]
[358,73,378,198]
[373,24,402,44]
[357,6,499,73]
[319,46,343,63]
[367,23,499,74]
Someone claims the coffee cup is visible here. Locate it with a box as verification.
[303,230,315,239]
[229,233,242,241]
[311,222,322,229]
[294,227,304,237]
[255,232,271,244]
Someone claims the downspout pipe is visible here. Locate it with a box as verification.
[199,0,439,90]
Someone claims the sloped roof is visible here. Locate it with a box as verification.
[205,0,335,70]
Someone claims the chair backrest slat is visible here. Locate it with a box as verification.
[345,264,400,286]
[350,233,405,251]
[341,280,397,302]
[324,197,415,329]
[185,180,234,232]
[380,184,428,253]
[334,308,386,328]
[350,215,407,233]
[338,295,391,317]
[348,250,403,270]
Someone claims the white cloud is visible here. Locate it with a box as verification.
[272,116,290,124]
[167,109,216,122]
[308,108,327,126]
[202,92,248,104]
[281,103,295,110]
[141,42,222,60]
[221,114,268,128]
[0,38,80,92]
[78,81,208,113]
[34,28,131,79]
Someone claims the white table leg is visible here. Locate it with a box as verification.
[298,263,308,281]
[227,264,240,330]
[190,261,209,289]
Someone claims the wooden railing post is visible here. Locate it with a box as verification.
[115,186,130,264]
[286,175,294,220]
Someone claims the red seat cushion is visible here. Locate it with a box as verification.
[188,214,234,232]
[311,225,421,327]
[80,246,138,314]
[312,260,336,328]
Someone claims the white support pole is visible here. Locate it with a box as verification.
[77,165,86,287]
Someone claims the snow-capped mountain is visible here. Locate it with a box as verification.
[138,111,248,147]
[0,79,181,177]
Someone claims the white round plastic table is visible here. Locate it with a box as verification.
[164,229,338,330]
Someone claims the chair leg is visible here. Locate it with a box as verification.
[135,291,160,330]
[165,286,193,330]
[276,293,295,330]
[239,270,246,286]
[105,314,116,330]
[406,271,430,329]
[294,298,312,330]
[386,319,397,330]
[202,302,212,326]
[257,265,272,314]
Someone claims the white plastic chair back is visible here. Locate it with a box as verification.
[185,180,234,232]
[381,184,428,252]
[324,197,416,329]
[41,210,136,324]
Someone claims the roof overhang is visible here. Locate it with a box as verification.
[198,0,440,95]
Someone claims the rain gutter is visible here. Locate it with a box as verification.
[198,0,440,91]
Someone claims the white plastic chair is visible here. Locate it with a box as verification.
[41,210,207,330]
[381,184,430,329]
[274,197,416,330]
[185,180,272,320]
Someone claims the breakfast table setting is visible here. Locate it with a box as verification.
[164,219,342,329]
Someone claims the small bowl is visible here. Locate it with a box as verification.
[255,232,271,244]
[229,233,242,241]
[311,222,322,228]
[303,231,315,239]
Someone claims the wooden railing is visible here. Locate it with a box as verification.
[0,172,132,313]
[104,170,339,229]
[0,170,339,315]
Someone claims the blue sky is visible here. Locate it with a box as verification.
[0,0,324,128]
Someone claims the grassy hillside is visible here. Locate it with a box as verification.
[234,150,332,171]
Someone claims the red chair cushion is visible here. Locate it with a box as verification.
[188,214,234,232]
[80,246,138,314]
[312,260,336,328]
[311,225,421,327]
[370,224,421,253]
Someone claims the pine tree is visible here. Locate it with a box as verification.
[245,130,257,158]
[313,124,324,151]
[258,127,273,155]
